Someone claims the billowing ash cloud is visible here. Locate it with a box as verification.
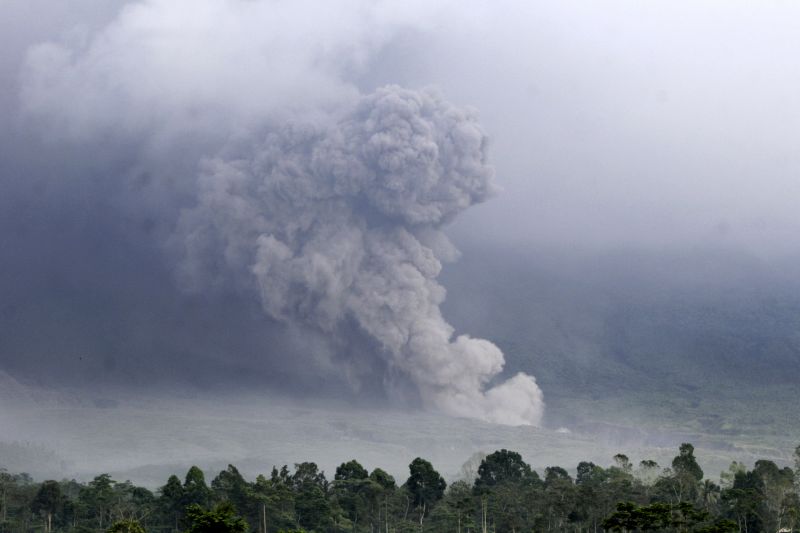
[14,0,543,425]
[174,86,543,425]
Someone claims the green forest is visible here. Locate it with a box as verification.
[2,443,799,533]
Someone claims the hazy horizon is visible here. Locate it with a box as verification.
[3,0,800,488]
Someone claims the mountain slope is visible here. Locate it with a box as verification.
[441,244,800,440]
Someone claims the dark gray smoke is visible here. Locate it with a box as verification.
[14,0,543,425]
[174,86,543,424]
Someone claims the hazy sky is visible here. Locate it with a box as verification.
[8,3,800,487]
[4,1,800,253]
[2,0,800,401]
[356,1,800,253]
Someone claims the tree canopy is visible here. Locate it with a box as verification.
[1,443,798,533]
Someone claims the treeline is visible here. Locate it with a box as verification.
[2,443,800,533]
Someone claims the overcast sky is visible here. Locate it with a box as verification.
[356,1,800,254]
[4,1,800,254]
[2,0,800,401]
[6,3,800,486]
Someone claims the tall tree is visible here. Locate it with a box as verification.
[405,458,446,529]
[660,443,704,504]
[292,463,331,532]
[31,481,62,533]
[159,475,185,532]
[753,460,794,532]
[80,474,115,529]
[673,443,704,483]
[333,460,370,530]
[368,468,396,533]
[474,450,537,492]
[183,467,211,509]
[211,465,252,515]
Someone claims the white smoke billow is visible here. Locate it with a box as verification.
[19,0,544,426]
[176,86,543,425]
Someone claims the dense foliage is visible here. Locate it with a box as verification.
[2,443,800,532]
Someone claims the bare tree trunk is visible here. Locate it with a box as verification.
[481,498,488,533]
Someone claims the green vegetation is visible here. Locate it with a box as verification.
[3,443,800,532]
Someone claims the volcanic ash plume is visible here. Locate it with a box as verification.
[176,86,544,426]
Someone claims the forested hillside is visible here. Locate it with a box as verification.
[2,443,799,533]
[442,245,800,437]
